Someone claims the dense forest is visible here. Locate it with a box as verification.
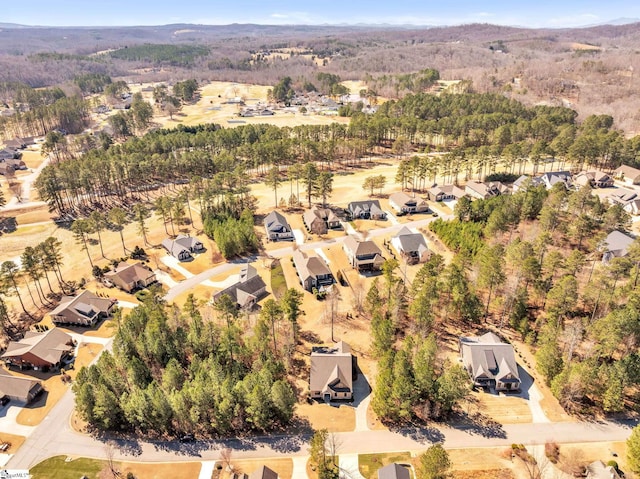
[74,291,303,435]
[421,182,640,414]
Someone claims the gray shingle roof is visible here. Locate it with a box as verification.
[459,332,520,385]
[377,463,410,479]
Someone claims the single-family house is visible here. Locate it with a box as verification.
[585,461,621,479]
[606,188,638,206]
[346,200,386,220]
[427,184,467,202]
[625,199,640,216]
[512,175,544,192]
[310,341,354,401]
[0,368,43,404]
[249,466,279,479]
[574,171,614,189]
[263,211,294,241]
[0,149,19,161]
[104,262,156,293]
[303,207,341,235]
[49,290,116,326]
[162,235,204,261]
[459,332,521,392]
[614,165,640,186]
[388,192,430,215]
[0,163,15,176]
[1,328,75,371]
[292,250,334,292]
[212,264,267,309]
[5,158,27,170]
[391,227,430,264]
[3,138,26,150]
[539,171,572,190]
[343,236,385,272]
[464,181,505,200]
[602,230,635,263]
[377,463,410,479]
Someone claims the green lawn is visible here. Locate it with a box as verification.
[359,452,412,479]
[30,456,104,479]
[270,261,288,299]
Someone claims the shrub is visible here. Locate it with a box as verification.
[545,442,560,464]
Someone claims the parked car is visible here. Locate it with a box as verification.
[179,434,195,443]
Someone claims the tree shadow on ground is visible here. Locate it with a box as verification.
[389,423,445,444]
[447,411,507,438]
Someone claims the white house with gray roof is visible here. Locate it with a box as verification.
[459,332,520,392]
[391,227,430,264]
[377,463,410,479]
[346,200,386,220]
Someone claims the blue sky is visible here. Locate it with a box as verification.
[4,0,640,28]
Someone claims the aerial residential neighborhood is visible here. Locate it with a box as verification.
[2,5,640,479]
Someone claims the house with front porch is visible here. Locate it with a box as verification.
[459,332,521,392]
[388,191,430,214]
[49,290,116,326]
[391,227,430,264]
[310,341,354,401]
[346,200,386,220]
[1,328,75,371]
[292,250,334,292]
[263,211,295,241]
[343,236,385,272]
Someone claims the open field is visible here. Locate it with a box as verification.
[140,80,351,130]
[29,456,202,479]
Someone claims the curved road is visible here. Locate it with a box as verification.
[7,379,637,470]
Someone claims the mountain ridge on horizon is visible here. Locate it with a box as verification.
[1,17,639,30]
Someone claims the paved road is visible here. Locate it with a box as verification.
[7,378,637,471]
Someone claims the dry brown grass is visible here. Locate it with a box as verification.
[222,458,293,479]
[295,402,355,432]
[15,343,101,426]
[472,389,532,424]
[0,432,26,454]
[120,461,203,479]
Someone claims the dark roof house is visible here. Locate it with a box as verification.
[459,332,520,392]
[292,250,334,292]
[346,200,386,220]
[343,236,385,272]
[310,341,353,401]
[49,290,116,326]
[212,264,267,309]
[1,328,74,370]
[303,207,341,235]
[263,211,294,241]
[377,463,410,479]
[162,235,204,261]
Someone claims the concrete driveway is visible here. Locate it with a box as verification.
[339,454,366,479]
[517,366,551,423]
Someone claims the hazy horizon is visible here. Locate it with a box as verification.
[3,0,640,29]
